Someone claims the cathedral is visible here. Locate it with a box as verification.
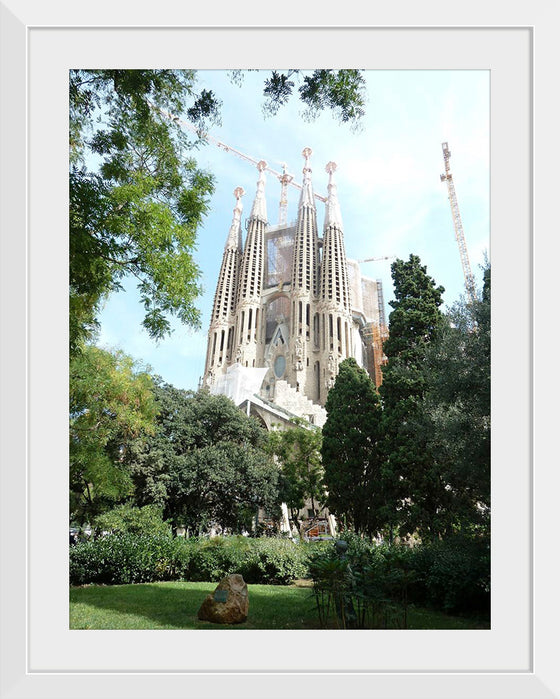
[203,148,388,431]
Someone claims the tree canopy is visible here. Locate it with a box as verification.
[321,358,384,536]
[267,417,324,533]
[421,263,491,533]
[123,384,280,533]
[69,345,157,523]
[69,70,216,355]
[379,254,446,540]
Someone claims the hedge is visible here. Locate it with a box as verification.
[69,533,328,586]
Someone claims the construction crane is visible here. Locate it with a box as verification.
[356,255,396,264]
[155,105,327,225]
[440,142,477,305]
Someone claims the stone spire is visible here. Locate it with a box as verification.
[234,162,268,368]
[320,161,352,395]
[225,186,244,251]
[203,187,245,385]
[249,160,268,223]
[324,161,343,229]
[299,146,315,209]
[321,161,350,311]
[291,147,320,295]
[287,148,321,403]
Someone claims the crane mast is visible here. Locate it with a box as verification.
[440,142,477,305]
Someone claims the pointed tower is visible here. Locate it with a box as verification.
[233,161,268,369]
[319,161,352,398]
[203,187,245,386]
[288,147,321,401]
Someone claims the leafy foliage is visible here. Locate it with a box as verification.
[92,503,171,537]
[421,263,491,532]
[69,533,323,586]
[124,385,280,532]
[184,536,314,585]
[267,418,324,532]
[69,69,216,354]
[321,358,384,536]
[308,533,490,625]
[69,532,189,585]
[230,69,367,129]
[308,536,411,629]
[379,255,446,539]
[69,345,157,523]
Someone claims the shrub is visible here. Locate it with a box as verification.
[405,535,490,615]
[69,533,190,585]
[184,536,314,585]
[70,534,325,586]
[92,504,171,537]
[308,538,410,629]
[306,533,490,623]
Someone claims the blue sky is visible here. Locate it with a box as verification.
[97,69,489,391]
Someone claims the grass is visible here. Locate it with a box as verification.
[69,581,490,630]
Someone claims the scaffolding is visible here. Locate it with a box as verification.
[361,321,389,388]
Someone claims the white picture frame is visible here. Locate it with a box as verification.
[1,1,557,697]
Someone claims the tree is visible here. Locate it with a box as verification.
[421,263,491,533]
[230,69,366,128]
[70,70,217,355]
[69,69,368,356]
[69,345,157,524]
[123,384,280,533]
[379,254,446,540]
[267,417,324,533]
[321,358,384,536]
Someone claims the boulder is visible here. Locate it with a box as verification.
[197,574,249,625]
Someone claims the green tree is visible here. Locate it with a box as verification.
[230,69,366,128]
[70,69,217,355]
[268,417,324,533]
[124,384,279,533]
[321,358,384,536]
[379,254,446,541]
[69,345,157,524]
[421,264,491,533]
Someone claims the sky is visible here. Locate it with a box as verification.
[97,69,489,391]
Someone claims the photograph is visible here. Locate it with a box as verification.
[69,68,490,632]
[3,10,554,698]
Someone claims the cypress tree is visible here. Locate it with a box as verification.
[379,254,446,540]
[321,358,383,536]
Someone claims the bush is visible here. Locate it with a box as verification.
[184,536,315,585]
[92,504,171,537]
[308,538,410,629]
[405,535,490,615]
[307,533,490,627]
[69,533,190,585]
[70,534,327,586]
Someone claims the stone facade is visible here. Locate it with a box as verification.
[203,148,387,423]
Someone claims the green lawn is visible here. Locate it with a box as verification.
[69,581,489,630]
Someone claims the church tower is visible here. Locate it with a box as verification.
[203,148,387,425]
[288,147,321,402]
[204,186,244,386]
[319,161,353,396]
[233,160,267,369]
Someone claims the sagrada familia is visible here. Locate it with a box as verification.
[203,148,388,431]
